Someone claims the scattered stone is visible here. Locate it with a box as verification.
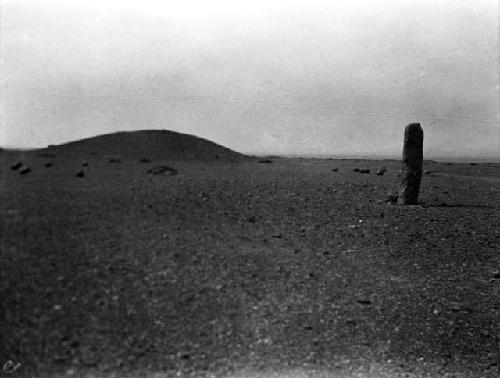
[386,193,398,203]
[492,271,500,279]
[448,302,468,312]
[45,162,53,167]
[82,162,88,167]
[357,299,372,305]
[247,216,256,223]
[331,168,339,172]
[10,162,22,170]
[108,158,121,164]
[479,329,490,337]
[258,159,273,164]
[353,168,360,172]
[272,233,282,238]
[424,170,431,175]
[140,158,151,163]
[39,152,56,158]
[76,171,85,178]
[376,167,386,175]
[359,168,370,174]
[147,165,178,176]
[398,123,423,205]
[19,166,31,175]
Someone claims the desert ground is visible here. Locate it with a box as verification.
[1,131,500,378]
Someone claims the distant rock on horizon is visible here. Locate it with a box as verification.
[36,130,251,162]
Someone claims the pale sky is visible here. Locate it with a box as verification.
[1,0,499,158]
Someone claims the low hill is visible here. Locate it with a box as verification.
[36,130,251,161]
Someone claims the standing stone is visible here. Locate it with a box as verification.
[398,123,423,205]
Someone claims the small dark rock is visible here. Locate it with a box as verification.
[10,162,22,171]
[108,158,121,164]
[258,159,273,164]
[76,171,85,178]
[82,162,88,167]
[359,168,370,174]
[376,167,386,175]
[45,162,53,167]
[424,170,431,175]
[353,168,360,172]
[386,193,398,203]
[357,299,372,305]
[39,152,56,158]
[248,216,256,223]
[492,271,500,279]
[331,168,339,172]
[147,165,178,176]
[19,166,31,175]
[140,158,151,163]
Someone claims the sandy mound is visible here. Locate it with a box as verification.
[37,130,251,162]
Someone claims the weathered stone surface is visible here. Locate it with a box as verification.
[398,123,423,205]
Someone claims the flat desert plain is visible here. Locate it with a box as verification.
[1,135,500,378]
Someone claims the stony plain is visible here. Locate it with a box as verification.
[1,130,499,378]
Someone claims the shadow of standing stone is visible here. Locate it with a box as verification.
[398,123,423,205]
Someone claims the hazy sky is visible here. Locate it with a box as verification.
[1,0,499,158]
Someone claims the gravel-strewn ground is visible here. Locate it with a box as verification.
[1,153,499,378]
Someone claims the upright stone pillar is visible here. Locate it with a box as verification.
[398,123,423,205]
